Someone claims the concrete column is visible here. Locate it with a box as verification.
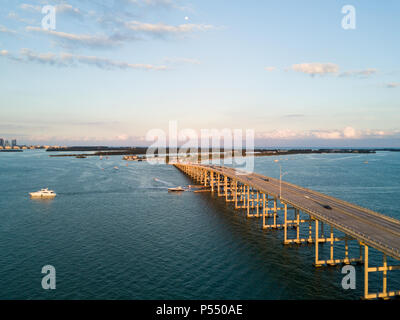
[235,181,238,209]
[247,185,250,217]
[364,245,369,299]
[329,226,334,263]
[308,218,313,243]
[296,209,300,242]
[256,192,260,217]
[284,203,288,244]
[383,254,387,296]
[314,220,321,267]
[224,176,228,199]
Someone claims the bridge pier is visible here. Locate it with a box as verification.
[313,220,363,267]
[363,245,400,299]
[263,197,285,229]
[282,204,314,245]
[226,178,235,202]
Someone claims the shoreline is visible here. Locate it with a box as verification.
[46,148,384,159]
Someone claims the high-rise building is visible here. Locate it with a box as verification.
[12,139,17,147]
[5,140,10,147]
[0,138,4,147]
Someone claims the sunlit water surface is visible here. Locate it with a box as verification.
[0,150,399,299]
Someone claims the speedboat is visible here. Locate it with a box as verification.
[29,188,57,198]
[168,186,185,192]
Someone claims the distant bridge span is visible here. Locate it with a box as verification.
[174,163,400,299]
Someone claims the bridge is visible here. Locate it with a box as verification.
[174,163,400,300]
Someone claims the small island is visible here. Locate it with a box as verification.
[46,147,382,159]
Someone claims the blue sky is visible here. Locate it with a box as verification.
[1,0,399,147]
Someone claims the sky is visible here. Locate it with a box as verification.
[0,0,400,147]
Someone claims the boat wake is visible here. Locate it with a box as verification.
[153,178,174,186]
[59,187,169,196]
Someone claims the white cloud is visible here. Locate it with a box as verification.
[26,26,121,48]
[256,127,396,140]
[20,48,60,65]
[19,4,41,12]
[339,68,378,78]
[56,4,83,18]
[124,21,214,34]
[288,63,379,79]
[137,0,175,7]
[26,20,214,48]
[115,134,129,141]
[343,126,358,138]
[61,52,168,70]
[311,130,342,139]
[130,0,189,10]
[256,129,299,139]
[20,2,82,17]
[1,48,168,71]
[387,82,400,88]
[0,25,17,35]
[8,12,36,25]
[291,62,339,76]
[311,127,365,140]
[264,66,276,72]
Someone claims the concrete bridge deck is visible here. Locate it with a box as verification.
[174,163,400,299]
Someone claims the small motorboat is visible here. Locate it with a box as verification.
[114,166,119,170]
[168,186,185,192]
[29,188,56,198]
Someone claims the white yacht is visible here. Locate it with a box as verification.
[29,188,57,198]
[168,186,185,192]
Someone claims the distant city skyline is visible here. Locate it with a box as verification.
[1,0,400,147]
[0,138,17,147]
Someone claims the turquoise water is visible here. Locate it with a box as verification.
[0,150,399,299]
